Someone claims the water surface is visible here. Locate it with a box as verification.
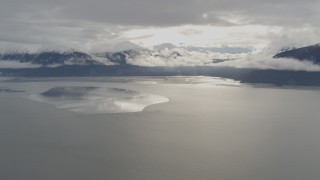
[0,76,320,180]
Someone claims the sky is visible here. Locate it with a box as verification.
[1,0,320,53]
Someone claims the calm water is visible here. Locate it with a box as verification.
[1,77,320,180]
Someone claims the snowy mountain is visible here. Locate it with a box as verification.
[0,42,250,68]
[101,47,245,66]
[2,44,320,86]
[2,43,320,86]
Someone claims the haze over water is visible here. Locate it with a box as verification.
[1,77,320,180]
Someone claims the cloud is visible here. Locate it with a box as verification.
[2,0,319,27]
[124,47,246,66]
[263,27,320,52]
[214,53,320,72]
[0,20,128,52]
[114,47,320,72]
[1,45,320,72]
[0,0,320,51]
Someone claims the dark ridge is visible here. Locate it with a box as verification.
[0,51,100,66]
[274,44,320,63]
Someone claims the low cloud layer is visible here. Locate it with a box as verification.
[215,54,320,72]
[124,48,246,66]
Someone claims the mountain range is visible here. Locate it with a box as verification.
[3,43,320,68]
[2,42,320,68]
[0,51,102,66]
[0,43,249,67]
[2,43,320,86]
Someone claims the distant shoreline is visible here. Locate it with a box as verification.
[1,65,320,87]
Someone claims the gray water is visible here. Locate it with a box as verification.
[1,77,320,180]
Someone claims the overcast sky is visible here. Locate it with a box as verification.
[1,0,320,52]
